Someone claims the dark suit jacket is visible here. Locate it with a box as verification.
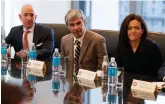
[158,62,165,81]
[60,30,107,80]
[5,23,54,61]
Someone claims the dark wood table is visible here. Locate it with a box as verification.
[2,59,165,104]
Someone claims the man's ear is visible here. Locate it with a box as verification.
[67,25,70,31]
[83,20,86,24]
[19,14,21,20]
[35,15,37,20]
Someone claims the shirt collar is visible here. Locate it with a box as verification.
[23,24,35,32]
[73,28,86,44]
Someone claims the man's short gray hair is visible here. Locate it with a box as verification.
[20,4,36,15]
[65,9,85,25]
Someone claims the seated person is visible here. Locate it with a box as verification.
[158,62,165,81]
[1,81,27,104]
[5,4,54,61]
[60,9,107,81]
[64,83,84,104]
[116,14,163,79]
[22,78,35,98]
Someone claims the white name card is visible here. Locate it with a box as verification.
[131,79,157,93]
[27,59,46,77]
[77,69,97,81]
[131,89,157,101]
[77,77,96,88]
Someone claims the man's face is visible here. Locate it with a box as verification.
[19,6,37,29]
[67,17,85,39]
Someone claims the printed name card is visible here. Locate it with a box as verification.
[27,59,46,77]
[77,78,96,88]
[77,69,97,81]
[131,79,157,93]
[131,90,157,101]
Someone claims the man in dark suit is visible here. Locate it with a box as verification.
[158,62,165,81]
[60,9,107,81]
[5,4,54,61]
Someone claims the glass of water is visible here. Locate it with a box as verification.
[21,49,29,79]
[7,44,11,71]
[59,57,67,77]
[116,67,124,90]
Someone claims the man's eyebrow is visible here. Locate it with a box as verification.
[76,21,81,24]
[23,12,34,14]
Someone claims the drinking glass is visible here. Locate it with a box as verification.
[21,49,29,79]
[116,67,124,90]
[60,57,67,91]
[7,44,11,71]
[59,57,67,77]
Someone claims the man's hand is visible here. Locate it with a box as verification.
[7,48,11,57]
[16,50,28,59]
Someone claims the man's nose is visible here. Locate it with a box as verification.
[74,25,79,30]
[26,15,32,20]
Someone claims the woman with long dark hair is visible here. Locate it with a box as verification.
[116,14,163,78]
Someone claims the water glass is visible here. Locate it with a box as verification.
[7,44,11,71]
[116,67,124,90]
[59,57,67,77]
[21,50,29,79]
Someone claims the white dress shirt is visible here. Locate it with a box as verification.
[23,24,35,51]
[73,28,86,58]
[72,29,86,81]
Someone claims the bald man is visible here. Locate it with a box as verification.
[5,4,54,61]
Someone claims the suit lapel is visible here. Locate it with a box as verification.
[79,31,90,63]
[19,26,24,49]
[33,23,37,44]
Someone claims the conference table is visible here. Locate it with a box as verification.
[1,59,165,104]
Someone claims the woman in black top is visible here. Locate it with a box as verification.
[116,14,163,78]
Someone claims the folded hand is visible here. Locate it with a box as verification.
[16,50,28,59]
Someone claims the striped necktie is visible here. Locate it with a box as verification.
[22,30,30,50]
[75,40,81,75]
